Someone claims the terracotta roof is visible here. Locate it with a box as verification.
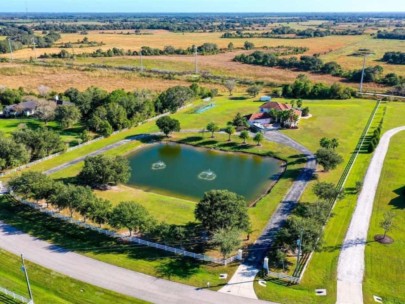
[249,112,271,121]
[260,102,292,111]
[294,109,302,117]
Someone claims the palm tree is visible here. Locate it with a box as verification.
[224,126,235,141]
[239,130,249,144]
[253,132,264,146]
[206,122,219,138]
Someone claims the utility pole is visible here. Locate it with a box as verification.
[140,50,144,73]
[31,37,37,60]
[194,45,198,74]
[7,37,13,62]
[21,254,34,303]
[359,54,367,94]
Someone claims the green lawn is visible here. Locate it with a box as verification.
[363,103,405,304]
[0,248,146,304]
[255,102,405,304]
[0,117,84,146]
[0,196,237,290]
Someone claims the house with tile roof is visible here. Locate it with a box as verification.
[249,101,302,129]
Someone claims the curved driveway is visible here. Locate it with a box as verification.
[337,126,405,304]
[219,131,316,298]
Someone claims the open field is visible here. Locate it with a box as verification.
[321,35,405,76]
[2,30,401,91]
[0,63,206,92]
[363,102,405,304]
[0,248,146,304]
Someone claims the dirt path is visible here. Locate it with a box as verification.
[219,131,316,298]
[336,126,405,304]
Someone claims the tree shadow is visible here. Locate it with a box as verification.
[388,186,405,210]
[229,96,248,101]
[217,142,239,149]
[155,258,201,280]
[178,136,203,144]
[199,140,218,146]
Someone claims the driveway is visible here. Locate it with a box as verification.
[219,131,316,298]
[336,126,405,304]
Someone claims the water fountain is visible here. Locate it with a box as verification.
[198,169,217,181]
[151,161,166,170]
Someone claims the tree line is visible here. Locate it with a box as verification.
[0,24,61,54]
[9,155,251,259]
[376,29,405,40]
[381,51,405,65]
[222,27,364,39]
[235,51,404,87]
[0,127,66,171]
[280,75,356,100]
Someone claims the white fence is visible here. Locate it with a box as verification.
[14,196,240,265]
[0,286,31,303]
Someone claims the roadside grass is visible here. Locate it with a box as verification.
[363,102,405,304]
[0,196,237,290]
[254,101,383,303]
[0,248,146,304]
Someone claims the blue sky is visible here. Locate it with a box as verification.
[2,0,405,13]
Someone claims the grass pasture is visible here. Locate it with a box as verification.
[0,248,146,304]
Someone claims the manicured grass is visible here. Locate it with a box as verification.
[363,103,405,304]
[0,117,84,145]
[254,101,382,303]
[0,196,237,291]
[0,249,147,304]
[255,102,405,304]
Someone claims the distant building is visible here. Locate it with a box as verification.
[249,101,302,129]
[3,100,38,117]
[259,96,272,102]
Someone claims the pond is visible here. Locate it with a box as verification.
[126,143,283,202]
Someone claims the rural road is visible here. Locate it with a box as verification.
[336,126,405,304]
[219,131,316,298]
[0,221,274,304]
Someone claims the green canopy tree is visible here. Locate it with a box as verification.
[89,198,112,227]
[224,125,235,141]
[55,105,82,129]
[195,190,250,233]
[246,85,261,98]
[0,136,30,171]
[239,130,249,144]
[212,228,241,262]
[313,182,343,201]
[109,201,153,236]
[253,132,264,146]
[315,148,343,172]
[156,116,181,137]
[78,155,131,188]
[206,122,219,138]
[156,86,194,113]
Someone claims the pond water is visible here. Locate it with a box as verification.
[126,143,282,202]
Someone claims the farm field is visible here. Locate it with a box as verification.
[2,30,402,92]
[0,248,146,304]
